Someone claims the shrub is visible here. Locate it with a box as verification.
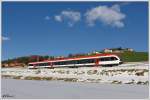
[13,76,22,79]
[137,81,144,85]
[66,70,70,74]
[57,70,65,74]
[35,70,41,74]
[42,77,53,80]
[87,70,98,75]
[2,75,12,78]
[64,78,78,82]
[125,81,134,84]
[24,76,41,80]
[135,71,144,76]
[112,80,122,84]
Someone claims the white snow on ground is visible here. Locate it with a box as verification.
[1,62,149,84]
[1,79,149,99]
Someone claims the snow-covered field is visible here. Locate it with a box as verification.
[2,62,149,85]
[1,62,149,99]
[1,79,149,99]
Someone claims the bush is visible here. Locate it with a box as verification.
[112,80,122,84]
[64,78,78,82]
[87,70,98,75]
[137,81,145,85]
[13,76,22,79]
[42,77,53,80]
[135,71,145,76]
[24,76,41,80]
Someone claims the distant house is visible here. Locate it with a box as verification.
[126,48,134,52]
[113,50,124,53]
[103,48,134,53]
[92,51,101,54]
[55,56,65,59]
[87,51,101,55]
[103,48,112,53]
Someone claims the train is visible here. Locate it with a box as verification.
[28,54,123,69]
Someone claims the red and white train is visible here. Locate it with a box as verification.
[28,54,123,69]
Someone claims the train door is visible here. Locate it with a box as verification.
[49,62,51,67]
[33,64,37,69]
[47,62,53,68]
[95,59,99,67]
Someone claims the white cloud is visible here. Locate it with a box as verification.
[45,16,51,20]
[54,10,81,26]
[85,4,126,28]
[2,36,10,41]
[54,15,62,22]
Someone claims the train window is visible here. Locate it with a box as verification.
[37,63,41,66]
[38,63,44,66]
[45,63,49,66]
[36,63,40,66]
[58,62,62,65]
[68,60,75,64]
[78,59,86,64]
[63,61,67,65]
[75,59,95,64]
[100,58,104,61]
[52,59,95,65]
[48,63,51,65]
[60,61,66,65]
[106,57,111,61]
[53,61,74,65]
[53,62,60,65]
[100,57,118,61]
[100,57,111,61]
[76,60,80,64]
[87,59,95,63]
[90,59,95,63]
[111,57,118,60]
[60,61,68,65]
[37,63,49,66]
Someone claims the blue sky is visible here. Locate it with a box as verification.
[2,2,148,60]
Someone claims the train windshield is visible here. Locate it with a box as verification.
[28,64,34,66]
[100,57,118,61]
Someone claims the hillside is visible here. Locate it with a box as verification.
[119,52,148,62]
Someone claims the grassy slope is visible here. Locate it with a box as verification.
[119,52,148,62]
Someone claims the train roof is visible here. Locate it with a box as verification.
[29,53,117,64]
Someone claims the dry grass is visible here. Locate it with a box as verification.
[135,71,145,76]
[63,78,78,82]
[2,75,12,78]
[57,70,65,74]
[136,81,149,85]
[42,77,53,80]
[77,71,85,75]
[13,76,22,79]
[112,80,122,84]
[87,70,98,75]
[24,76,42,80]
[125,82,134,84]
